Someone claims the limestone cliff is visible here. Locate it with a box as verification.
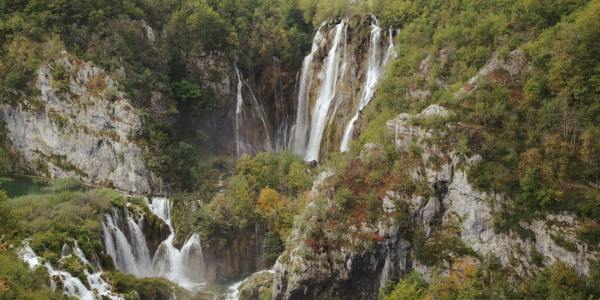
[271,104,599,299]
[1,53,161,194]
[270,50,599,299]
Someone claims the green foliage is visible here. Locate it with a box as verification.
[287,161,312,195]
[415,223,477,267]
[353,0,600,230]
[381,272,426,300]
[0,251,60,299]
[237,152,310,196]
[10,188,121,259]
[382,260,599,300]
[172,80,203,104]
[108,271,187,300]
[0,123,15,176]
[0,190,14,235]
[525,262,587,299]
[263,231,284,267]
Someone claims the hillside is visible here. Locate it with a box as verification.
[0,0,599,299]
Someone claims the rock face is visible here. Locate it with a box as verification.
[1,53,160,194]
[271,104,599,299]
[238,270,275,300]
[201,226,266,282]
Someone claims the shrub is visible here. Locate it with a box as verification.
[103,86,118,101]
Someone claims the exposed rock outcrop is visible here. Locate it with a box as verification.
[1,53,161,194]
[238,270,275,300]
[272,104,598,299]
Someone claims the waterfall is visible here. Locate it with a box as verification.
[150,198,206,289]
[234,67,273,156]
[18,241,124,300]
[292,25,325,155]
[102,207,152,276]
[340,21,390,152]
[225,269,275,300]
[291,17,395,161]
[235,67,246,157]
[102,208,145,276]
[383,28,397,66]
[102,197,206,290]
[273,56,289,152]
[304,20,347,162]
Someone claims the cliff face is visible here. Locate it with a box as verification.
[272,105,599,299]
[202,226,266,282]
[270,51,599,299]
[1,53,161,194]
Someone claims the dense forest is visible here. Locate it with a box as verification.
[0,0,599,299]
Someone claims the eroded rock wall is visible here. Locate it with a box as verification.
[1,53,161,194]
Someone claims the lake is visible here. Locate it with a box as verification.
[0,176,48,198]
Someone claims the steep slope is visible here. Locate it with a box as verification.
[1,53,161,194]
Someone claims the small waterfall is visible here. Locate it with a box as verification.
[340,21,393,152]
[102,197,206,290]
[304,20,347,162]
[225,270,275,300]
[102,207,152,276]
[234,67,273,156]
[235,67,247,157]
[149,198,206,289]
[383,28,397,66]
[273,56,289,152]
[18,241,124,300]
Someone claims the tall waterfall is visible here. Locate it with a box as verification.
[291,25,325,155]
[291,17,396,161]
[102,198,206,290]
[235,68,246,157]
[234,67,273,157]
[304,20,347,162]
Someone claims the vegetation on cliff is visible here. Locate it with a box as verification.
[0,0,599,298]
[332,0,600,249]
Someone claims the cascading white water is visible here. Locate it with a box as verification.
[101,198,206,290]
[235,67,247,157]
[339,21,391,152]
[18,241,124,300]
[291,18,395,161]
[304,20,347,162]
[273,56,290,152]
[292,25,325,155]
[102,207,152,276]
[150,198,206,289]
[225,270,275,300]
[383,28,397,66]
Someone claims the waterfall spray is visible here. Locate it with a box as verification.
[102,198,206,290]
